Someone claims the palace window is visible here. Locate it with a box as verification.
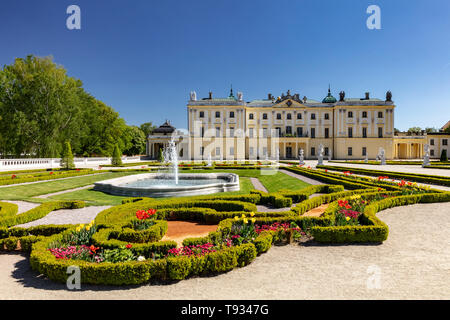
[325,128,329,138]
[311,113,316,120]
[286,126,292,135]
[324,113,329,120]
[216,147,220,156]
[215,111,220,118]
[430,150,435,156]
[430,139,434,146]
[229,147,234,156]
[249,113,254,120]
[287,113,292,120]
[277,113,282,120]
[199,111,205,118]
[297,127,303,137]
[297,113,302,120]
[230,111,235,118]
[362,147,367,156]
[311,147,315,156]
[443,139,448,146]
[324,147,329,156]
[378,127,383,138]
[362,111,367,118]
[229,127,234,137]
[348,127,353,138]
[275,127,281,137]
[348,111,353,118]
[310,128,316,138]
[249,128,254,138]
[216,127,220,138]
[363,127,367,138]
[348,147,353,156]
[262,128,268,138]
[249,147,254,156]
[263,113,268,120]
[378,111,383,118]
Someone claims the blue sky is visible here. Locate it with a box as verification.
[1,0,449,131]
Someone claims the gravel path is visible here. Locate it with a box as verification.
[14,206,111,228]
[250,177,268,193]
[1,200,40,214]
[34,185,95,199]
[280,169,324,185]
[0,173,106,188]
[1,202,449,299]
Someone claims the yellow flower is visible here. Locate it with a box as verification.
[76,227,81,232]
[79,224,85,229]
[251,218,256,223]
[346,217,350,221]
[250,212,255,217]
[86,226,91,231]
[243,218,248,224]
[234,216,239,221]
[241,214,246,219]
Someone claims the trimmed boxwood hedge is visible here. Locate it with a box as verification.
[2,167,449,286]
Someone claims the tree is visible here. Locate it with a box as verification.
[441,149,448,162]
[394,128,400,135]
[122,126,146,156]
[407,127,422,135]
[111,144,122,166]
[60,141,75,170]
[140,122,157,138]
[425,127,438,133]
[158,148,164,163]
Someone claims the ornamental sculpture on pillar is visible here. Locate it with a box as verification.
[190,91,197,101]
[386,91,392,102]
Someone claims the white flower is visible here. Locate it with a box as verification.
[137,256,146,262]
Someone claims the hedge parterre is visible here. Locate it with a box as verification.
[1,167,449,285]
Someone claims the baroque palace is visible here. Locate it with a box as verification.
[147,88,449,161]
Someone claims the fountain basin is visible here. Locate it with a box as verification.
[93,172,240,198]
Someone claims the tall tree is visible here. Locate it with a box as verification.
[122,126,146,156]
[0,55,83,157]
[140,122,156,138]
[60,141,75,170]
[111,144,123,166]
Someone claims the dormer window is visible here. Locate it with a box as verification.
[199,111,204,118]
[362,111,367,118]
[230,111,235,118]
[215,111,220,118]
[348,111,353,118]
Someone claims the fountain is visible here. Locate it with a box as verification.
[94,136,239,197]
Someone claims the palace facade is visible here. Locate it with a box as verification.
[147,88,449,161]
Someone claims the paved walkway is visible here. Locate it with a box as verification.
[34,185,95,199]
[249,177,268,193]
[2,200,40,214]
[15,206,111,228]
[0,202,448,299]
[280,169,324,185]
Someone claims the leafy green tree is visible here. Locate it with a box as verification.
[407,127,422,135]
[425,127,438,133]
[122,126,146,156]
[111,144,123,166]
[158,148,164,162]
[60,141,75,170]
[140,122,156,138]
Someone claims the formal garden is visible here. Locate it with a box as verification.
[1,161,450,286]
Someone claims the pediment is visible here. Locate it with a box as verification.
[273,99,305,108]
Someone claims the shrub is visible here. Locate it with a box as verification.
[111,144,123,166]
[60,141,75,170]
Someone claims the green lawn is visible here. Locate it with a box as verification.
[258,171,310,193]
[49,177,255,206]
[0,171,142,202]
[0,168,308,206]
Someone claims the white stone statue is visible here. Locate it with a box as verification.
[364,153,369,163]
[237,92,243,101]
[317,144,324,165]
[379,147,386,165]
[299,148,305,165]
[190,91,197,101]
[422,144,430,167]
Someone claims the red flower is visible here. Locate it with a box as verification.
[89,245,99,253]
[11,174,16,179]
[126,244,132,249]
[49,172,54,175]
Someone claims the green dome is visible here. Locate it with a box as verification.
[322,88,337,103]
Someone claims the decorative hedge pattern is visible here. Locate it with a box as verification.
[1,166,449,286]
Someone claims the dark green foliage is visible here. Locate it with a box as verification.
[441,149,448,162]
[60,141,75,170]
[111,144,123,166]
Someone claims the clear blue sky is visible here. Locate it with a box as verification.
[1,0,449,131]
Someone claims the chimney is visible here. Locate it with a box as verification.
[209,91,212,99]
[365,92,370,100]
